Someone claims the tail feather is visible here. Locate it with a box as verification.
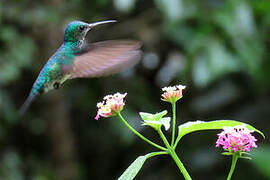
[19,93,37,116]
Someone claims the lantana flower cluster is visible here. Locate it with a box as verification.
[95,92,127,120]
[161,85,186,103]
[216,125,257,152]
[95,84,186,120]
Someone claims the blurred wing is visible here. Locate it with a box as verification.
[65,40,142,79]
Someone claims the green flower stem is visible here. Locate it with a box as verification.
[147,151,168,158]
[158,129,192,180]
[173,135,180,150]
[157,128,171,148]
[117,113,166,151]
[171,102,176,146]
[227,154,239,180]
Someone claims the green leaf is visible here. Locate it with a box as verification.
[153,110,168,120]
[139,110,167,121]
[139,112,154,121]
[118,152,164,180]
[222,152,233,156]
[142,117,171,131]
[240,152,251,156]
[239,156,252,160]
[159,117,171,130]
[176,120,264,143]
[118,155,147,180]
[140,111,171,131]
[222,151,252,159]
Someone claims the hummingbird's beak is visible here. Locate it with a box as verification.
[88,20,117,28]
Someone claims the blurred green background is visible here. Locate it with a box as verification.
[0,0,270,179]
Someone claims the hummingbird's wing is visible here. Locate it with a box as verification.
[63,40,142,79]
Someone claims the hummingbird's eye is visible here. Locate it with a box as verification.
[78,26,86,32]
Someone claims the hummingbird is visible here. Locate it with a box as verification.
[19,20,142,115]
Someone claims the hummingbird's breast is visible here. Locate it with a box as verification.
[32,44,77,94]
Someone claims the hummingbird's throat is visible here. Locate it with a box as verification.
[43,74,71,93]
[78,39,86,49]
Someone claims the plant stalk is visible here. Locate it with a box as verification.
[171,102,176,146]
[227,154,238,180]
[117,113,166,151]
[158,129,192,180]
[147,151,168,158]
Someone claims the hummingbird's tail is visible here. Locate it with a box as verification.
[19,93,37,116]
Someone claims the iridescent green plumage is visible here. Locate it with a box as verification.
[19,20,142,115]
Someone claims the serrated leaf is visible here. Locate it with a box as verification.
[160,117,171,130]
[139,110,167,121]
[139,112,154,121]
[142,117,171,131]
[140,111,170,130]
[176,120,264,143]
[118,153,157,180]
[153,110,168,120]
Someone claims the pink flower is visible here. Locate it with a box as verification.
[95,92,127,120]
[216,125,257,152]
[161,85,186,103]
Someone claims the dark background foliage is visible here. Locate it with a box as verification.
[0,0,269,179]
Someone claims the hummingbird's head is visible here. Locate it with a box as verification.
[64,20,116,42]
